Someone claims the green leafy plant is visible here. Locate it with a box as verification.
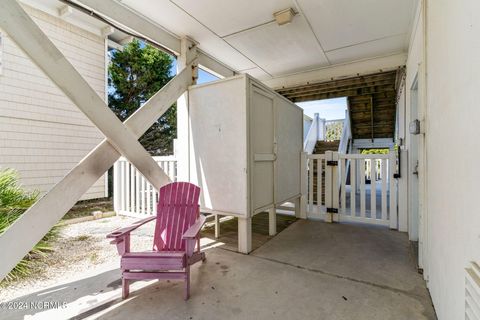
[360,148,390,154]
[0,168,58,283]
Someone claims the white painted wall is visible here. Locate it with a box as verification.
[0,5,107,200]
[404,0,424,244]
[423,0,480,319]
[402,0,480,318]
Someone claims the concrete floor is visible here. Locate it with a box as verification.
[3,220,436,320]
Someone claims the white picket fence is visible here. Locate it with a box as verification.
[113,156,177,217]
[307,151,397,228]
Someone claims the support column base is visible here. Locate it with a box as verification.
[238,217,252,254]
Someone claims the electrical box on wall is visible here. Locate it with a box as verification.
[409,119,421,135]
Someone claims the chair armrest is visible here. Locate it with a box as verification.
[106,216,156,239]
[182,215,206,239]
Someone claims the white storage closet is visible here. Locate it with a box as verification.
[187,74,303,253]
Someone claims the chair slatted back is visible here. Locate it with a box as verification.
[153,182,200,251]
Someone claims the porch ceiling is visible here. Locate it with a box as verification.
[278,70,399,140]
[116,0,417,80]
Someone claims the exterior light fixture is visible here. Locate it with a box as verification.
[274,8,296,26]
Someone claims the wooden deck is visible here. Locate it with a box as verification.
[201,212,297,252]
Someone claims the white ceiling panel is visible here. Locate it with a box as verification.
[326,34,406,65]
[171,0,295,37]
[298,0,415,51]
[115,0,416,79]
[119,0,257,71]
[240,67,272,81]
[225,16,329,76]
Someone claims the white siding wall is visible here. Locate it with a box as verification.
[0,5,107,200]
[424,0,480,319]
[404,1,480,319]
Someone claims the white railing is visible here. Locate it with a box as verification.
[304,114,319,154]
[306,151,397,228]
[338,111,351,154]
[113,156,177,217]
[365,158,384,181]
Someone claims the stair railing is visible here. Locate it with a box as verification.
[304,113,320,154]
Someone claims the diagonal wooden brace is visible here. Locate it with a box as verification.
[0,0,196,280]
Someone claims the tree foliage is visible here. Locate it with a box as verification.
[325,121,343,141]
[108,40,176,155]
[361,148,390,154]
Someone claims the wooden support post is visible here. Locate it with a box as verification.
[177,37,198,181]
[113,161,120,214]
[398,149,408,232]
[324,151,333,223]
[238,217,252,254]
[214,214,220,239]
[268,207,277,236]
[294,196,303,219]
[331,152,340,222]
[0,0,195,280]
[389,152,398,229]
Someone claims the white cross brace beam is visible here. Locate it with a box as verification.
[0,0,196,280]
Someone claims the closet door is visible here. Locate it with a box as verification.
[250,85,275,212]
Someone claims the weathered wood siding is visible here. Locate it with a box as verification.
[0,5,107,200]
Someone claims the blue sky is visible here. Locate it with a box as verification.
[170,59,219,84]
[296,97,347,120]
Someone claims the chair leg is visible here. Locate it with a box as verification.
[122,277,129,299]
[184,266,190,300]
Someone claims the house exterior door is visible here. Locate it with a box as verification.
[250,85,275,213]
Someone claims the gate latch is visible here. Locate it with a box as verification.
[326,160,338,166]
[326,207,338,213]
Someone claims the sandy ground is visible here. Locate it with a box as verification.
[0,216,156,302]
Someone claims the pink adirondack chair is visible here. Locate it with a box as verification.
[107,182,206,300]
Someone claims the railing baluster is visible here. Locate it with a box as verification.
[371,159,377,220]
[360,159,366,218]
[169,161,175,181]
[135,168,140,214]
[146,181,151,215]
[340,157,346,215]
[141,175,145,215]
[125,162,130,212]
[120,160,125,212]
[381,158,388,221]
[350,159,356,217]
[130,164,135,212]
[308,159,313,215]
[316,158,321,216]
[389,152,397,229]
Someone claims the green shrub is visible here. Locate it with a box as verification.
[0,168,58,283]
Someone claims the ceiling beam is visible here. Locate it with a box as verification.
[284,84,396,102]
[263,53,406,90]
[277,71,397,95]
[73,0,235,78]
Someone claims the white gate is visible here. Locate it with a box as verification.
[113,156,177,217]
[306,151,397,229]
